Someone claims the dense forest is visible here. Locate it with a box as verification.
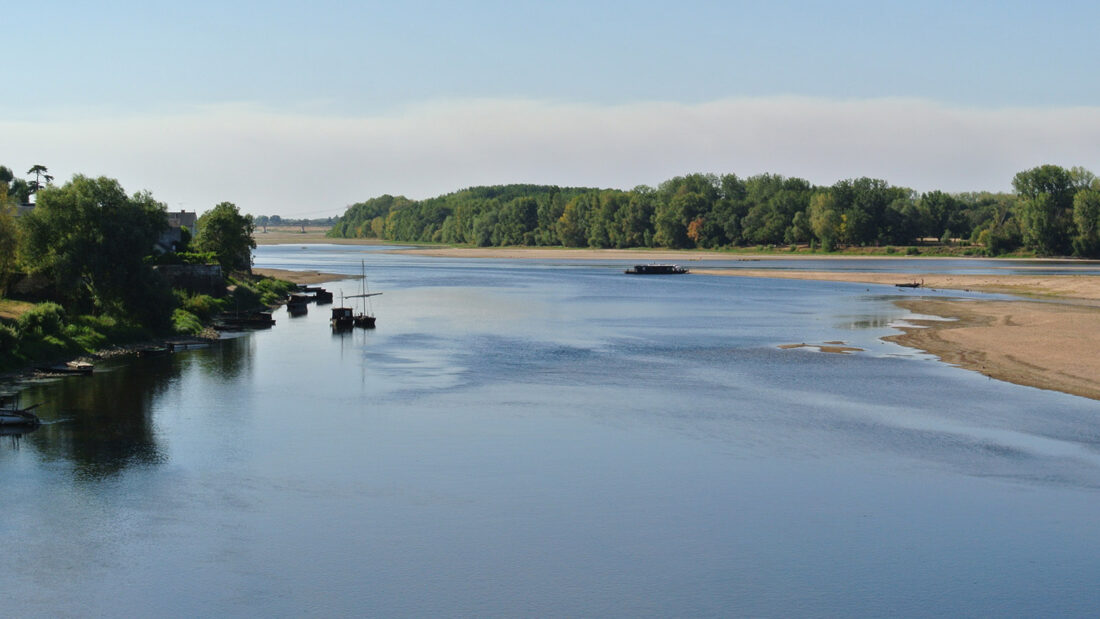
[327,166,1100,257]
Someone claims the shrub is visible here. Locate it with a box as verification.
[172,309,204,335]
[884,246,897,254]
[0,323,18,351]
[63,322,108,350]
[905,246,921,255]
[182,294,222,320]
[18,302,66,336]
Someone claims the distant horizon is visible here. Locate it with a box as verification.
[6,2,1099,217]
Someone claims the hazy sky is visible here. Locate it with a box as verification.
[5,1,1100,216]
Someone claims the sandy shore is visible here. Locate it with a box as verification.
[252,268,350,285]
[694,268,1100,400]
[883,299,1100,401]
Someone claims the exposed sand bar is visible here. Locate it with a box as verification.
[252,268,350,285]
[697,268,1100,400]
[884,299,1100,401]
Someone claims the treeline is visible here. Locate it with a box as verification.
[327,165,1100,257]
[254,214,338,229]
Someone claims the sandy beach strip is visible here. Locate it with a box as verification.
[252,268,350,285]
[695,268,1100,400]
[883,299,1100,401]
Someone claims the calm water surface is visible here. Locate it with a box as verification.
[4,246,1099,617]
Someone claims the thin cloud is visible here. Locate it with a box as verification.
[4,97,1099,217]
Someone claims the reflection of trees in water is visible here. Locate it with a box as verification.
[18,338,251,480]
[22,355,180,479]
[194,335,253,382]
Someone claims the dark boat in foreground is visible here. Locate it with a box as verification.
[625,264,689,275]
[0,395,41,428]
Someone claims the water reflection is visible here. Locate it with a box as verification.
[193,334,253,382]
[7,337,251,479]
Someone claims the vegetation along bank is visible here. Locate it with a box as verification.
[0,165,293,373]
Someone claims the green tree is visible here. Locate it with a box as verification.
[1072,189,1100,257]
[0,188,19,295]
[195,202,256,273]
[808,191,841,250]
[26,164,53,195]
[19,175,169,319]
[1013,164,1077,255]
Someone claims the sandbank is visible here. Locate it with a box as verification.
[696,268,1100,400]
[252,268,350,285]
[884,299,1100,401]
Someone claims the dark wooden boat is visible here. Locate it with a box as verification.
[213,311,275,330]
[287,292,310,316]
[895,279,923,288]
[298,286,333,303]
[330,306,354,330]
[136,345,171,357]
[0,395,41,428]
[345,261,381,329]
[625,264,689,275]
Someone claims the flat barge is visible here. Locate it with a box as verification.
[624,264,689,275]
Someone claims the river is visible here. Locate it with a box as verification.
[4,245,1100,617]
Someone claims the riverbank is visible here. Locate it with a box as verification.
[882,299,1100,401]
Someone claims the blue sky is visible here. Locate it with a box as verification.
[5,1,1100,216]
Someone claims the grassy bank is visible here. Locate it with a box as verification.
[0,274,296,373]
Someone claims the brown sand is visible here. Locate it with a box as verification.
[884,299,1100,401]
[695,268,1100,400]
[252,268,350,285]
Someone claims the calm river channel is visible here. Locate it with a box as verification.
[4,245,1100,617]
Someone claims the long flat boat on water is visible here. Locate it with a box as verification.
[625,264,689,275]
